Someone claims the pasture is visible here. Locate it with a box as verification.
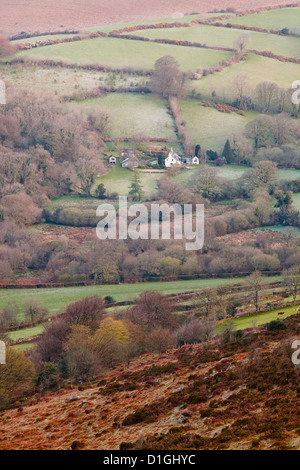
[87,14,201,33]
[190,53,300,100]
[0,277,253,321]
[220,7,300,35]
[179,99,257,151]
[97,165,160,199]
[292,192,300,211]
[219,303,300,331]
[17,37,233,71]
[77,93,177,140]
[131,24,300,59]
[7,324,45,341]
[0,64,144,96]
[11,34,78,44]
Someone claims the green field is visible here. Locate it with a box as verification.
[11,34,78,44]
[179,100,257,151]
[220,303,300,331]
[191,53,300,101]
[87,14,202,33]
[0,64,144,96]
[77,93,177,140]
[220,7,300,35]
[279,169,300,180]
[292,192,300,211]
[131,24,300,59]
[7,324,45,341]
[12,343,36,352]
[17,37,233,71]
[256,225,300,236]
[97,165,161,198]
[0,277,264,320]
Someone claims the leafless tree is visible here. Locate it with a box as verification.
[149,55,186,98]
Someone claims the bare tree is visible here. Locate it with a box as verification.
[149,55,186,98]
[246,271,263,312]
[245,115,274,148]
[145,327,175,354]
[246,160,279,193]
[284,266,300,301]
[234,73,249,109]
[255,82,279,112]
[233,33,250,58]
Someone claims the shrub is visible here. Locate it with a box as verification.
[267,320,287,331]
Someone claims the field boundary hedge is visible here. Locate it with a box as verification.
[6,58,152,76]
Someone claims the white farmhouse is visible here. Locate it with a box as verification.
[164,148,182,168]
[108,156,117,165]
[184,156,200,165]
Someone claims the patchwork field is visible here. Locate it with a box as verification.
[221,303,300,330]
[87,14,201,33]
[180,100,257,151]
[0,277,251,319]
[77,93,177,140]
[17,38,233,71]
[190,53,300,100]
[220,6,300,34]
[0,64,145,96]
[132,24,300,59]
[97,165,160,198]
[7,324,45,341]
[11,34,78,44]
[99,165,300,199]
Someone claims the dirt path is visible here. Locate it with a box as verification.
[1,0,299,36]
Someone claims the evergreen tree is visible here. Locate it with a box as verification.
[95,183,106,199]
[128,172,144,201]
[195,144,201,157]
[222,139,234,164]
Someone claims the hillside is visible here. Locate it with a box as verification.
[0,315,299,450]
[1,0,299,36]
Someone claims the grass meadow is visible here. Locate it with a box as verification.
[86,14,202,33]
[17,37,233,71]
[98,165,300,199]
[0,64,145,96]
[0,277,252,321]
[219,303,300,331]
[190,53,300,101]
[77,93,177,140]
[132,24,300,59]
[179,100,257,151]
[220,7,300,35]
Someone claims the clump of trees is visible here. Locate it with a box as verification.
[149,55,187,99]
[0,345,35,409]
[33,291,215,384]
[0,87,107,201]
